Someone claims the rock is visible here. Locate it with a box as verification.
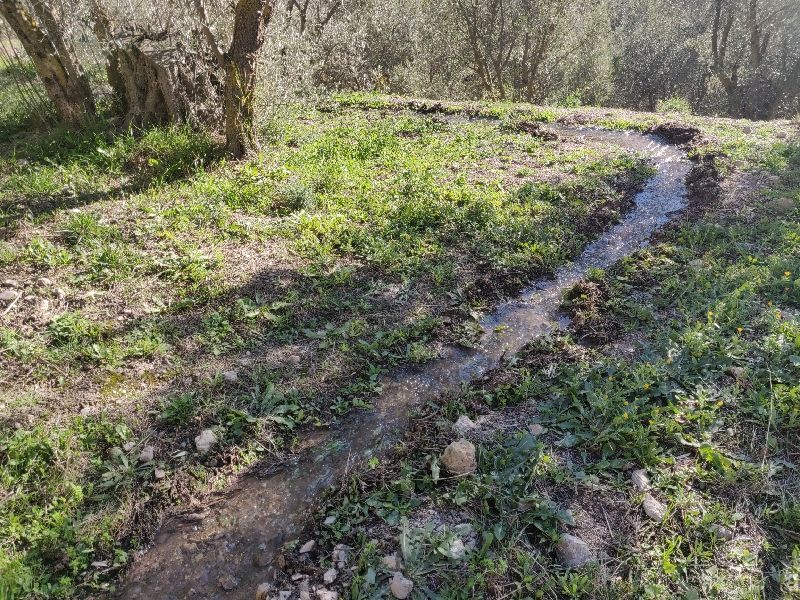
[776,131,787,139]
[298,579,311,600]
[323,515,336,526]
[122,441,136,452]
[332,544,348,566]
[0,290,18,303]
[218,573,239,591]
[55,288,66,300]
[138,445,154,463]
[154,468,166,480]
[630,469,650,492]
[222,370,239,382]
[643,494,667,522]
[689,258,704,268]
[287,354,302,367]
[528,423,546,436]
[742,126,752,134]
[769,197,795,214]
[555,534,593,568]
[709,524,735,540]
[2,279,19,288]
[727,366,746,380]
[36,277,52,287]
[298,540,316,554]
[315,589,338,600]
[447,538,466,560]
[278,592,292,600]
[38,299,50,313]
[381,553,402,571]
[195,429,217,454]
[255,582,273,600]
[453,415,477,435]
[323,568,337,584]
[390,572,413,599]
[441,439,477,475]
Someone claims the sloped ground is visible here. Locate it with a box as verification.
[274,100,800,599]
[0,86,796,597]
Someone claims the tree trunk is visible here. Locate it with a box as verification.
[224,0,272,158]
[0,0,94,125]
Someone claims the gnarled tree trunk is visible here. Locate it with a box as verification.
[224,0,273,158]
[0,0,94,125]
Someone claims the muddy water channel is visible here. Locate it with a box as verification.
[119,125,692,599]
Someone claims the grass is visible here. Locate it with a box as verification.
[286,106,800,599]
[0,93,661,597]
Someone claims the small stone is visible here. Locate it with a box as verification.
[332,544,348,566]
[298,580,311,600]
[255,582,273,600]
[298,540,315,554]
[79,406,92,417]
[218,573,239,591]
[154,468,166,480]
[776,131,787,139]
[323,568,337,584]
[36,277,52,287]
[381,553,402,571]
[0,290,18,303]
[287,354,302,367]
[292,573,304,581]
[769,197,795,214]
[315,589,338,600]
[122,441,136,452]
[447,538,466,560]
[2,279,19,288]
[441,439,477,475]
[528,423,546,436]
[709,523,735,540]
[453,415,477,435]
[389,572,414,599]
[55,288,66,299]
[741,126,752,134]
[727,366,746,380]
[643,494,667,522]
[556,534,593,568]
[279,592,292,600]
[630,469,650,492]
[195,429,217,454]
[38,299,50,313]
[138,446,154,463]
[222,370,239,382]
[323,515,336,526]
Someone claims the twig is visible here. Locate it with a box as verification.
[1,292,21,318]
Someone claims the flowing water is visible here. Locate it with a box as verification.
[119,125,691,599]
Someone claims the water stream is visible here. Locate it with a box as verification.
[119,125,691,599]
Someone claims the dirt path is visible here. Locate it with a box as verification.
[118,125,692,600]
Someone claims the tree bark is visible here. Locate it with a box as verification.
[224,0,272,158]
[0,0,94,125]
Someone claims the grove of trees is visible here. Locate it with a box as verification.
[1,0,799,153]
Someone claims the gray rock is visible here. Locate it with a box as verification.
[390,572,414,599]
[298,540,316,554]
[332,544,348,566]
[0,290,18,303]
[315,589,338,600]
[727,366,746,380]
[453,415,477,435]
[381,553,402,571]
[528,423,546,436]
[36,277,52,287]
[446,538,466,560]
[195,429,217,454]
[278,592,292,600]
[138,445,154,464]
[630,469,650,492]
[441,439,477,475]
[643,494,667,522]
[255,583,273,600]
[323,515,336,526]
[287,354,302,367]
[218,573,239,591]
[709,524,735,540]
[556,534,592,568]
[2,279,20,288]
[222,370,239,382]
[154,468,166,480]
[323,568,337,584]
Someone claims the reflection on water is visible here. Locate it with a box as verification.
[120,126,691,600]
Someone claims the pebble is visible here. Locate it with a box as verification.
[222,370,239,382]
[255,582,272,600]
[36,277,52,287]
[776,131,787,139]
[323,568,337,584]
[528,423,546,436]
[727,366,746,380]
[555,533,593,568]
[332,544,348,566]
[194,429,217,454]
[55,288,66,299]
[643,494,667,522]
[315,589,338,600]
[453,415,477,435]
[323,515,336,526]
[630,469,650,491]
[2,279,20,288]
[298,540,316,554]
[389,572,414,599]
[0,290,18,303]
[278,592,292,600]
[123,441,136,452]
[287,354,302,367]
[441,439,477,475]
[218,573,239,591]
[38,299,50,313]
[709,523,735,540]
[447,538,466,560]
[138,445,154,463]
[154,468,166,480]
[381,553,402,570]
